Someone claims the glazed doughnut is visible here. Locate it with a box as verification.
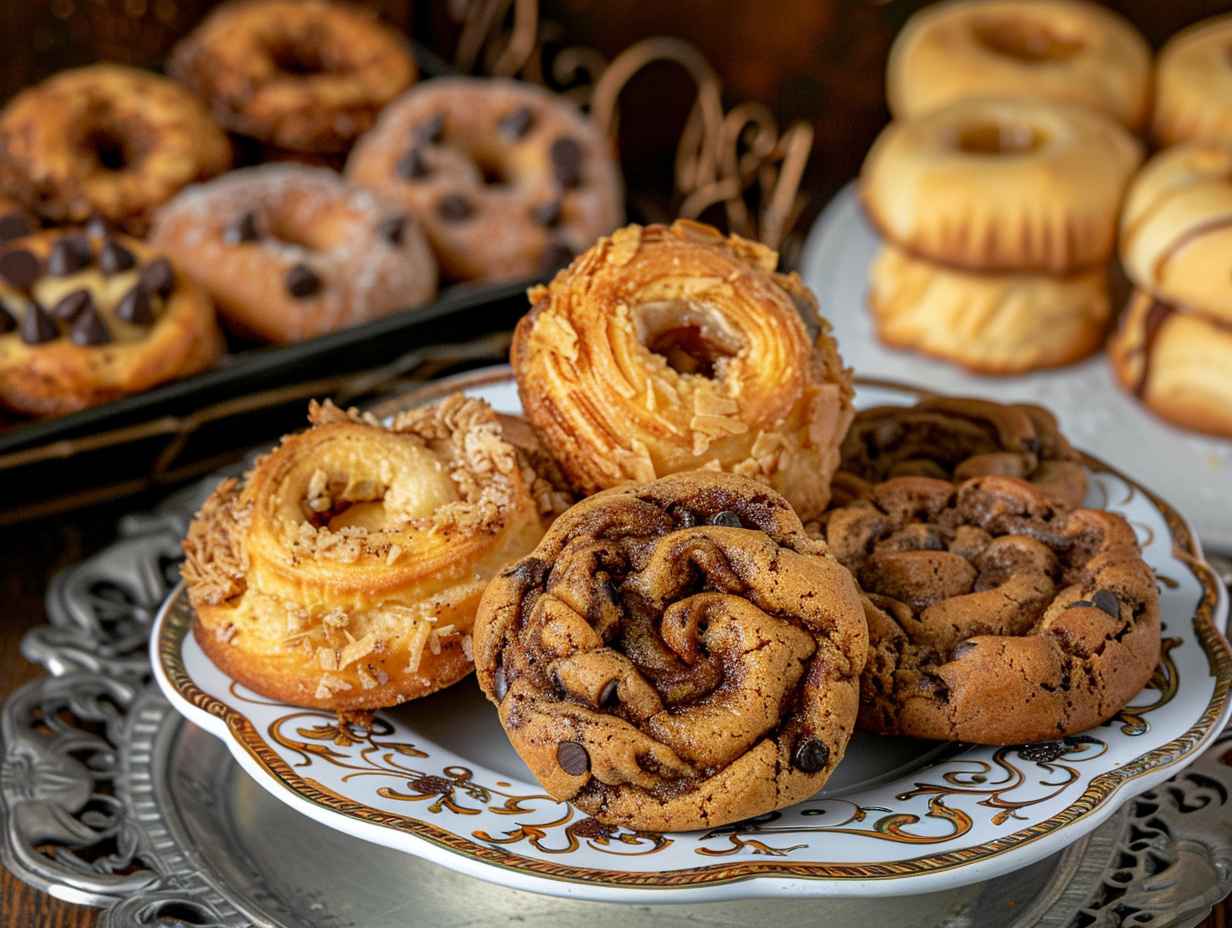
[836,396,1087,510]
[512,221,854,523]
[182,395,559,711]
[150,165,437,343]
[1153,15,1232,149]
[888,0,1151,131]
[861,98,1142,273]
[868,243,1111,374]
[0,229,223,416]
[824,475,1160,744]
[473,471,868,831]
[347,77,623,282]
[1120,144,1232,325]
[1109,290,1232,440]
[0,65,231,235]
[170,0,416,156]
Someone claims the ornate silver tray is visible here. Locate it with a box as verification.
[4,458,1232,926]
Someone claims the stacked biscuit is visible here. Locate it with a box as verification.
[866,1,1152,376]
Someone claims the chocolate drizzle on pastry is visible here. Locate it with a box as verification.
[1150,214,1232,283]
[1133,298,1175,397]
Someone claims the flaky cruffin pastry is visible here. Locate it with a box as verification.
[511,219,854,523]
[181,395,553,712]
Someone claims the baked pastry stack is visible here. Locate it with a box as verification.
[860,98,1142,374]
[1153,14,1232,149]
[1111,144,1232,438]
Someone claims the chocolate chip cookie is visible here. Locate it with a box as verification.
[825,474,1160,745]
[473,471,868,831]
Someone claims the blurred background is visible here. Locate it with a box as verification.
[4,0,1226,210]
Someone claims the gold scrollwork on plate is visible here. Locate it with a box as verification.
[475,812,673,856]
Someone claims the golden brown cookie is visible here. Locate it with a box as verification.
[1120,144,1232,325]
[0,229,223,416]
[888,0,1151,130]
[150,165,437,343]
[836,396,1087,509]
[0,65,231,235]
[182,396,560,711]
[1153,14,1232,149]
[823,475,1160,745]
[169,0,416,156]
[347,77,623,282]
[861,98,1142,273]
[473,471,868,831]
[1108,289,1232,439]
[868,244,1111,374]
[512,220,854,523]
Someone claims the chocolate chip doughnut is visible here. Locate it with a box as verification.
[888,0,1151,131]
[473,472,868,831]
[0,229,223,416]
[150,165,437,343]
[170,0,416,156]
[823,475,1160,745]
[0,65,231,235]
[346,77,623,282]
[836,396,1088,509]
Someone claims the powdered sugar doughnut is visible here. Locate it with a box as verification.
[150,165,437,343]
[346,77,623,283]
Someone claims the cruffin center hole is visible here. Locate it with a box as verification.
[971,17,1085,63]
[635,300,744,378]
[955,120,1046,156]
[82,124,141,172]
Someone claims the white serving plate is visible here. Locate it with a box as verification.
[152,369,1232,904]
[799,183,1232,554]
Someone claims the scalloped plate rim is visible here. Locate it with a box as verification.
[151,368,1232,903]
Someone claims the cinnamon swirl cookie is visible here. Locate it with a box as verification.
[868,244,1111,374]
[1153,14,1232,148]
[888,0,1151,130]
[862,98,1141,274]
[836,396,1087,509]
[473,472,868,831]
[181,396,560,711]
[346,77,623,282]
[512,220,854,523]
[824,475,1160,745]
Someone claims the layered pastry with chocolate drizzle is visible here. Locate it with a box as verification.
[346,78,623,282]
[150,165,437,343]
[822,474,1160,745]
[835,396,1088,510]
[182,395,564,712]
[861,98,1141,374]
[1153,14,1232,149]
[0,228,223,416]
[473,472,868,831]
[1112,143,1232,438]
[512,220,853,523]
[0,65,231,235]
[887,0,1151,131]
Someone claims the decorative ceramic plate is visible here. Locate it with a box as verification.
[799,184,1232,553]
[152,370,1232,903]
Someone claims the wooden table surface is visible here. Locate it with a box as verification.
[2,502,1231,928]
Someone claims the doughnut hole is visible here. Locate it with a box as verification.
[954,120,1047,156]
[634,300,744,378]
[81,123,145,173]
[266,37,336,77]
[971,16,1085,64]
